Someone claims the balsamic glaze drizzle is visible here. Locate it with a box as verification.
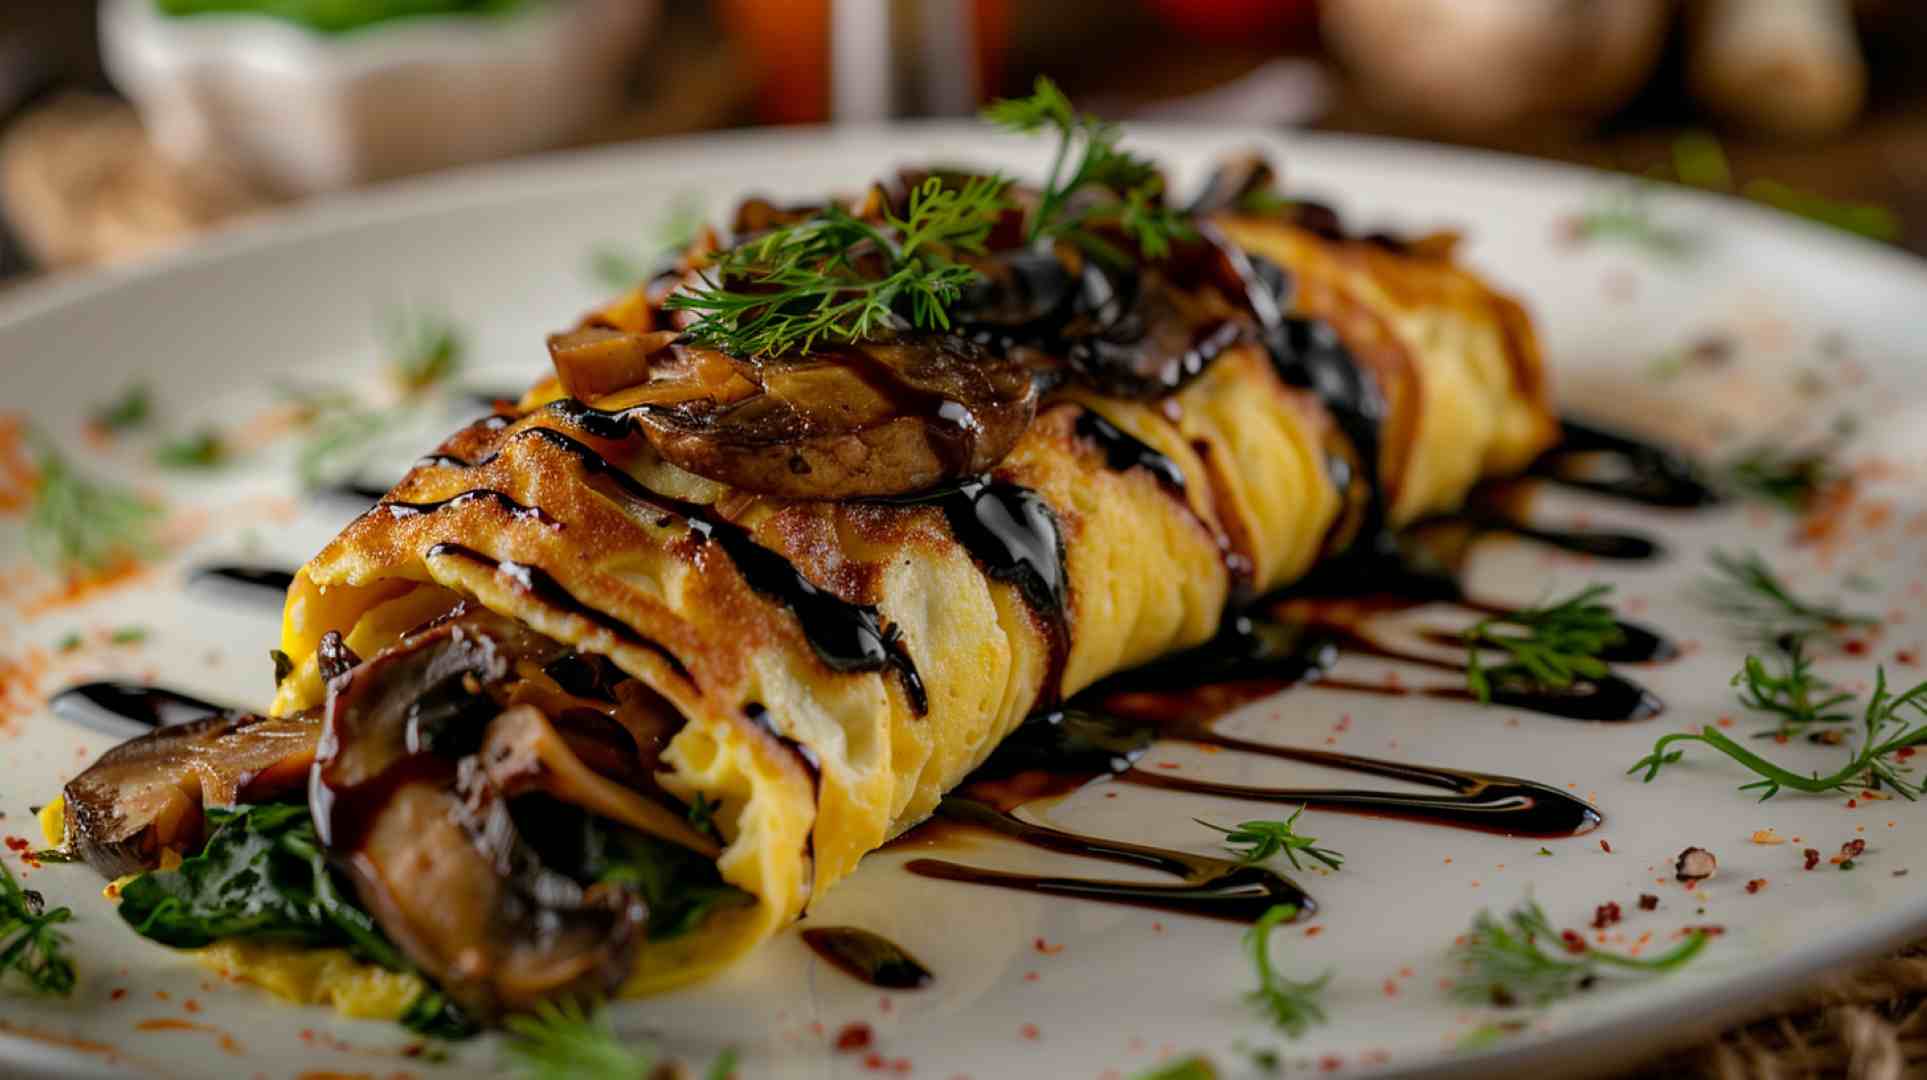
[1533,418,1723,509]
[1073,408,1186,496]
[188,564,297,609]
[799,927,934,990]
[48,682,235,739]
[377,489,563,530]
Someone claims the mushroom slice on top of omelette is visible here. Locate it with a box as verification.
[52,150,1555,1025]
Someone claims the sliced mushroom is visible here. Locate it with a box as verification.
[62,710,320,877]
[312,607,653,1016]
[579,335,1039,499]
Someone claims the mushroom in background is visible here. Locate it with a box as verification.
[1320,0,1673,138]
[1687,0,1868,140]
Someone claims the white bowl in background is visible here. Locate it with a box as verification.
[100,0,657,195]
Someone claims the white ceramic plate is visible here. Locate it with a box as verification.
[4,125,1927,1080]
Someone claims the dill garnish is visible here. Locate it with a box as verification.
[1462,584,1625,703]
[386,309,464,394]
[1700,549,1877,644]
[590,192,708,290]
[502,997,737,1080]
[154,428,228,469]
[1721,444,1838,512]
[24,430,160,577]
[664,174,1007,358]
[1570,186,1690,256]
[984,76,1190,264]
[1449,898,1707,1007]
[1631,666,1927,801]
[1197,807,1343,872]
[91,384,151,433]
[1732,639,1853,740]
[1132,1057,1219,1080]
[0,858,76,996]
[1243,904,1329,1038]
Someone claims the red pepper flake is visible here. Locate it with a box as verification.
[1319,1054,1345,1072]
[1804,848,1822,870]
[1560,930,1588,955]
[1848,799,1859,809]
[1382,979,1399,997]
[1845,639,1870,656]
[1680,925,1726,938]
[1832,838,1868,867]
[1032,937,1064,955]
[1675,847,1717,883]
[183,999,201,1013]
[1304,925,1323,937]
[1019,1023,1040,1041]
[1745,879,1766,894]
[1592,902,1622,929]
[1897,650,1918,666]
[864,1052,885,1070]
[1600,839,1613,854]
[835,1023,874,1052]
[1154,761,1181,770]
[1899,747,1917,760]
[1638,893,1659,911]
[109,988,127,1001]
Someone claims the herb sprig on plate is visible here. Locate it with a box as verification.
[24,430,161,578]
[1462,584,1625,703]
[1700,549,1877,644]
[1198,807,1343,872]
[1449,898,1708,1007]
[1631,666,1927,801]
[0,858,76,996]
[1732,639,1854,741]
[503,997,738,1080]
[664,174,1009,358]
[1243,904,1329,1038]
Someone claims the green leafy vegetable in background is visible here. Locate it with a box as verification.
[1700,549,1877,644]
[666,174,1008,357]
[1449,898,1707,1007]
[1462,584,1624,703]
[1631,666,1927,801]
[984,76,1191,263]
[1198,806,1343,872]
[117,803,475,1037]
[1243,904,1329,1038]
[92,384,152,433]
[25,429,161,577]
[154,0,528,35]
[0,858,75,996]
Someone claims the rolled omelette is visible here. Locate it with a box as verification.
[261,185,1553,1003]
[59,157,1555,1021]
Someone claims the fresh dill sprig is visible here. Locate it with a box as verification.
[1732,639,1853,740]
[24,430,161,578]
[386,309,464,393]
[91,384,151,433]
[983,76,1191,264]
[1700,549,1877,644]
[1131,1057,1219,1080]
[665,174,1007,357]
[1,858,76,996]
[154,428,228,469]
[502,998,655,1080]
[1449,898,1707,1008]
[1197,807,1343,872]
[1462,584,1625,703]
[1721,444,1839,512]
[1630,666,1927,801]
[1569,185,1691,256]
[1243,904,1329,1038]
[295,405,393,490]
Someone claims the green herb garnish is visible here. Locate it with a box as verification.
[590,825,750,941]
[503,998,657,1080]
[1701,549,1877,644]
[155,0,527,35]
[1450,898,1707,1007]
[590,192,708,291]
[387,309,464,393]
[154,429,228,469]
[295,405,392,490]
[984,76,1190,263]
[0,858,75,996]
[1197,807,1342,872]
[686,792,721,841]
[1631,666,1927,800]
[55,633,82,653]
[1243,904,1329,1038]
[109,626,148,645]
[1732,639,1853,740]
[664,174,1006,358]
[1721,444,1838,512]
[1131,1057,1219,1080]
[25,430,161,577]
[1462,584,1624,703]
[1570,186,1690,256]
[92,384,152,433]
[1744,179,1901,243]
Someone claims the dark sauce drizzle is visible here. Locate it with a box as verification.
[48,682,235,739]
[188,564,297,609]
[799,927,934,990]
[376,489,563,530]
[1073,408,1186,496]
[1531,418,1722,509]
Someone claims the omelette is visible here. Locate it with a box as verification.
[50,145,1555,1026]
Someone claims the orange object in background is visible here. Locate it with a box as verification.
[717,0,831,125]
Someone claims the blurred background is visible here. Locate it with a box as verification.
[1,0,1922,283]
